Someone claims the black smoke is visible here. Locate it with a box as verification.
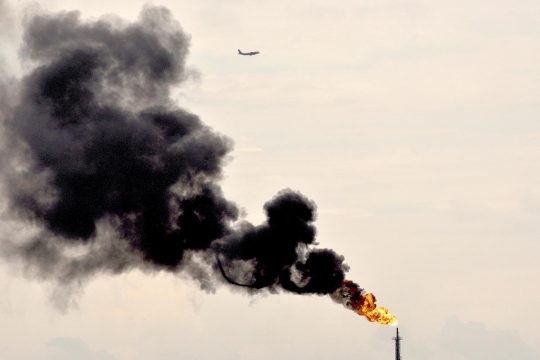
[0,6,348,298]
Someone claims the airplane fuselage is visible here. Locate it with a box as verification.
[238,49,260,56]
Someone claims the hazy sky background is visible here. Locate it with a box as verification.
[1,0,539,359]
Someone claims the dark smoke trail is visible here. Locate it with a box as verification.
[0,6,349,300]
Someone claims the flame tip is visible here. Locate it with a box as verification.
[337,281,397,326]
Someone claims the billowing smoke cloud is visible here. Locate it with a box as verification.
[0,6,348,299]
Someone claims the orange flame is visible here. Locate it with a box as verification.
[332,280,397,326]
[358,292,398,326]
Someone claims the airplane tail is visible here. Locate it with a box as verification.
[238,49,241,54]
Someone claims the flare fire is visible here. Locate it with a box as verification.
[0,5,398,324]
[332,280,398,326]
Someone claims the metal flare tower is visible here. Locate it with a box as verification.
[393,327,402,360]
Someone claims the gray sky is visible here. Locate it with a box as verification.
[1,0,539,359]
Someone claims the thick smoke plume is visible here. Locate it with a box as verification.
[0,6,348,299]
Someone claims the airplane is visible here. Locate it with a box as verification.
[238,49,260,56]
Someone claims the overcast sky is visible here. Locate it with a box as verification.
[1,0,539,359]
